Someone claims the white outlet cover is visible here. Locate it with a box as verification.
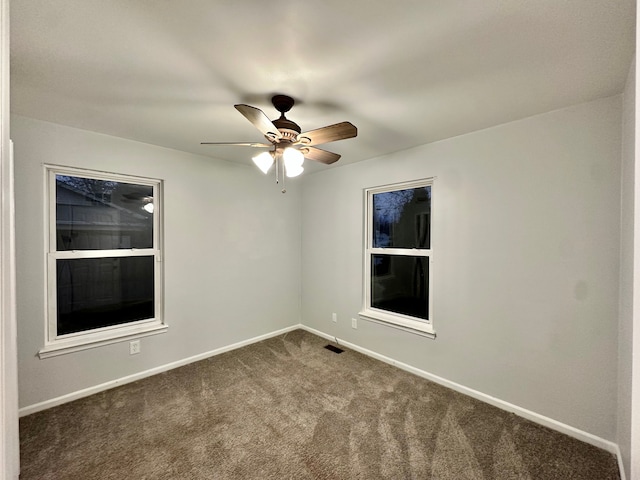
[129,340,141,355]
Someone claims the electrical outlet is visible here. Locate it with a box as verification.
[332,312,337,323]
[351,318,358,329]
[129,339,141,355]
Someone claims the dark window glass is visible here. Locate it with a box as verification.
[372,186,431,249]
[371,254,429,320]
[56,256,155,335]
[56,175,153,251]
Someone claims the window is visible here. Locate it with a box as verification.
[360,178,435,337]
[40,166,166,358]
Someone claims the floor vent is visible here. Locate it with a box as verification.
[324,344,344,354]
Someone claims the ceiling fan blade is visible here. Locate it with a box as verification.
[302,146,341,165]
[296,122,357,147]
[200,142,272,147]
[234,104,283,141]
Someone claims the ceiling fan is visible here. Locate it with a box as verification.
[201,95,357,190]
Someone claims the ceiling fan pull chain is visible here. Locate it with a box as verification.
[281,156,287,194]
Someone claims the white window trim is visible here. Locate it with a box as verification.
[40,165,166,358]
[359,178,436,338]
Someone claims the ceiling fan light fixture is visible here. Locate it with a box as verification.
[285,163,304,178]
[252,151,274,174]
[283,147,304,166]
[283,147,304,177]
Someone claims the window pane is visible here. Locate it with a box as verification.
[372,186,431,248]
[56,175,153,250]
[371,254,429,320]
[57,256,155,335]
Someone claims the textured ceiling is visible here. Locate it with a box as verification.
[10,0,636,173]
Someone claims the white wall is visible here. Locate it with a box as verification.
[301,96,622,441]
[619,56,635,480]
[12,115,302,409]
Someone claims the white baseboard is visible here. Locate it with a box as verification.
[615,443,627,480]
[19,325,300,417]
[300,325,622,460]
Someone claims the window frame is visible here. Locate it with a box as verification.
[360,178,435,338]
[40,165,166,358]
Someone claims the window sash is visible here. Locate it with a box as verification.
[42,165,165,357]
[46,251,162,339]
[47,166,161,253]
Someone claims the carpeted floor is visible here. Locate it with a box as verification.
[20,329,620,479]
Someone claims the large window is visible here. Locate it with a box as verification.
[41,166,166,357]
[360,179,434,337]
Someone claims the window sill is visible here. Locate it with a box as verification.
[359,309,436,339]
[38,323,168,359]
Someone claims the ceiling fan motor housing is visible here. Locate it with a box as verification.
[271,94,301,137]
[273,120,300,137]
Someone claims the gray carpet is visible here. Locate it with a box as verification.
[20,329,620,479]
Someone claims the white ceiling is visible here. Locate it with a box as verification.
[10,0,636,173]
